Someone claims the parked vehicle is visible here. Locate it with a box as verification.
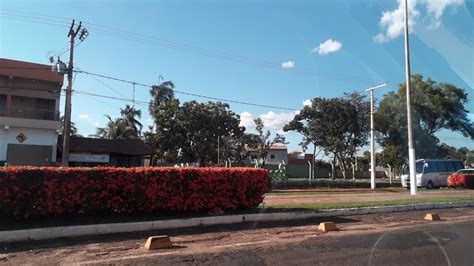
[447,169,474,188]
[401,159,464,189]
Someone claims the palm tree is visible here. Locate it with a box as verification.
[96,115,134,140]
[149,80,175,115]
[120,105,142,137]
[59,116,78,136]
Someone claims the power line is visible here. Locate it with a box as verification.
[73,89,294,123]
[73,69,300,111]
[0,9,384,85]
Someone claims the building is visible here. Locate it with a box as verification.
[0,58,63,166]
[246,145,288,165]
[59,136,155,167]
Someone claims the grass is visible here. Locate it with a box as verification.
[266,189,404,196]
[261,195,474,212]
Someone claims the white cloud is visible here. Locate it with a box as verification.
[303,99,312,106]
[240,111,299,132]
[281,60,295,69]
[78,114,89,120]
[92,122,100,127]
[239,111,255,129]
[374,0,464,43]
[312,39,342,55]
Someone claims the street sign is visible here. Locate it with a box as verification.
[16,133,27,143]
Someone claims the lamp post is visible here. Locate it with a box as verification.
[366,83,387,190]
[403,0,417,195]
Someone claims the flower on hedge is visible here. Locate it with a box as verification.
[0,166,268,219]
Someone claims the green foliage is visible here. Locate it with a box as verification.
[96,104,142,140]
[246,118,287,167]
[375,74,474,168]
[284,92,369,179]
[146,97,245,166]
[268,163,288,185]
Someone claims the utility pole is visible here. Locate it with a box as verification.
[217,135,220,166]
[403,0,417,196]
[60,20,88,166]
[366,83,387,190]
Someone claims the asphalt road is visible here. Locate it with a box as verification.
[103,220,474,266]
[1,208,473,265]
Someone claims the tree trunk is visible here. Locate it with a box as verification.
[312,145,316,180]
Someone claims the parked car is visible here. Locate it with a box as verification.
[447,169,474,189]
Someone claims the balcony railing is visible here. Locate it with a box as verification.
[0,106,60,121]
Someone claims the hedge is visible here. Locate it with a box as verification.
[0,167,269,219]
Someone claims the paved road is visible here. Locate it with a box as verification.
[92,220,474,266]
[1,208,473,265]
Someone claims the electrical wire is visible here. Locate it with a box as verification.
[0,9,384,85]
[73,70,300,111]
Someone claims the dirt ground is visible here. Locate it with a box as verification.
[264,188,474,206]
[1,207,473,265]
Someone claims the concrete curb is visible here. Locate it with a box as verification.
[1,201,473,243]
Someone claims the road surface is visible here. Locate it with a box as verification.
[1,208,473,265]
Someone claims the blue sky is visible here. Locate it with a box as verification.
[1,0,473,153]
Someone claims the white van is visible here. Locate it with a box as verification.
[401,159,464,189]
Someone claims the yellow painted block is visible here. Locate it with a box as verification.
[424,213,441,221]
[318,222,338,232]
[144,235,172,250]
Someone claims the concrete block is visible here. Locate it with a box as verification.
[144,235,172,250]
[318,222,338,232]
[424,213,441,221]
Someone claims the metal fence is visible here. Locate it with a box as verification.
[0,106,59,121]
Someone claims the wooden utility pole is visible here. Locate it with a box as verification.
[62,20,86,166]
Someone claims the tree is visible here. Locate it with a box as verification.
[247,118,287,167]
[284,93,369,179]
[96,115,135,140]
[146,99,245,166]
[59,116,79,136]
[375,74,474,169]
[120,105,142,137]
[149,80,175,115]
[177,101,244,166]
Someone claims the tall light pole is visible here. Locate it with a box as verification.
[403,0,417,195]
[366,83,387,190]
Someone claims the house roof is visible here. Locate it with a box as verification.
[59,136,155,156]
[0,58,64,85]
[245,145,288,152]
[289,150,304,154]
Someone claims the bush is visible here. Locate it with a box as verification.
[0,167,268,219]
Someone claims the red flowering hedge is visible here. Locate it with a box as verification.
[448,173,474,189]
[0,167,269,219]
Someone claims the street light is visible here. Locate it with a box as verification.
[366,83,387,190]
[403,0,417,196]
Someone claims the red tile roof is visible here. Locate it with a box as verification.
[0,58,64,85]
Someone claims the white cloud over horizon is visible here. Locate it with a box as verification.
[303,99,312,106]
[374,0,464,43]
[281,60,295,69]
[312,39,342,55]
[78,114,89,120]
[239,111,299,132]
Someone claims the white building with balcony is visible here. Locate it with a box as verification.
[0,58,64,166]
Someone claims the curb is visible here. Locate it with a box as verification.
[1,201,473,243]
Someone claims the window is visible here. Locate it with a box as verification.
[270,154,275,159]
[424,162,436,173]
[445,162,456,172]
[454,161,464,171]
[415,162,424,173]
[436,162,447,172]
